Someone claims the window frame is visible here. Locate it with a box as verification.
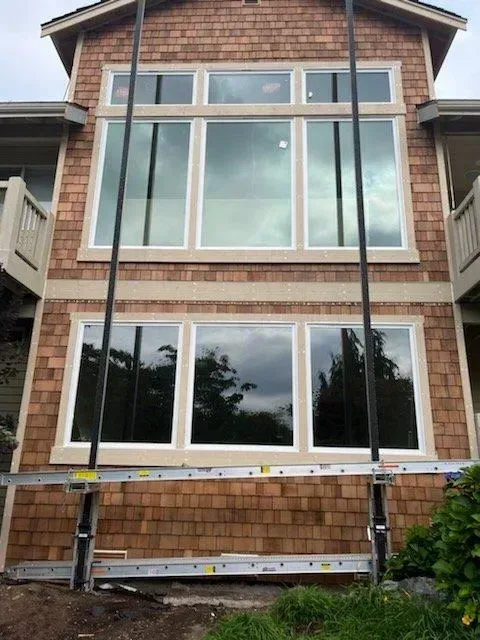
[79,60,418,263]
[108,70,198,106]
[64,320,184,450]
[306,321,425,456]
[89,118,195,250]
[184,321,299,451]
[303,116,407,250]
[197,118,296,250]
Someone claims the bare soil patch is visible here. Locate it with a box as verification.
[0,582,228,640]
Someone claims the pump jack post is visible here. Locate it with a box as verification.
[71,0,147,591]
[344,0,389,582]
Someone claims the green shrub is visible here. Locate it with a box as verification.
[272,585,335,629]
[204,612,288,640]
[432,465,480,627]
[385,524,439,580]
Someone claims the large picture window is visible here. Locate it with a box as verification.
[86,63,413,262]
[190,324,295,446]
[200,121,293,248]
[94,121,191,247]
[309,325,418,450]
[59,318,430,462]
[71,323,180,443]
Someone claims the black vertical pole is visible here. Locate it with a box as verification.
[344,0,387,581]
[72,0,147,590]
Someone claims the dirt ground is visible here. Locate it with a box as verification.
[0,581,240,640]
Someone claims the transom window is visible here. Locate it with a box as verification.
[110,72,194,105]
[66,319,424,456]
[305,70,392,103]
[87,64,412,259]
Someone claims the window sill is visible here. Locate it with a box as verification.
[49,445,436,467]
[77,247,420,264]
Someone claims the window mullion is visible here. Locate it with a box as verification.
[188,118,203,250]
[297,322,308,452]
[176,321,193,449]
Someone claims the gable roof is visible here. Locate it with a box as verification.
[41,0,467,76]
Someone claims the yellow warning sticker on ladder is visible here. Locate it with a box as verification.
[261,466,271,474]
[205,565,216,574]
[321,563,332,571]
[138,470,151,477]
[72,470,98,481]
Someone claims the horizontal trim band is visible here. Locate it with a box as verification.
[45,280,454,303]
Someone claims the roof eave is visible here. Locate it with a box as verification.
[0,102,88,126]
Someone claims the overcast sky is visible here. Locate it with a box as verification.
[0,1,477,102]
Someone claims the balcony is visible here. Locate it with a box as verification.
[447,176,480,302]
[0,177,53,297]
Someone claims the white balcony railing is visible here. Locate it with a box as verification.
[0,177,53,297]
[448,176,480,301]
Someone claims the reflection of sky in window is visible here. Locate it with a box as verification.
[310,326,413,384]
[307,120,402,247]
[202,121,292,247]
[83,324,179,367]
[195,325,293,418]
[95,122,190,247]
[306,72,391,103]
[208,73,291,104]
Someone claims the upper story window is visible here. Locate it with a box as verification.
[110,72,194,105]
[95,121,192,247]
[305,70,392,103]
[207,72,291,104]
[84,62,414,262]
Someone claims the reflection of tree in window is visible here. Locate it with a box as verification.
[72,325,178,443]
[312,328,417,449]
[192,347,293,446]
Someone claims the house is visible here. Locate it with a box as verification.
[0,0,479,573]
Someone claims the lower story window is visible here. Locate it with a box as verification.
[66,320,424,455]
[72,323,180,443]
[309,325,418,449]
[190,324,295,446]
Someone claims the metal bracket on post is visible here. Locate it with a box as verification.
[368,480,391,584]
[71,489,100,591]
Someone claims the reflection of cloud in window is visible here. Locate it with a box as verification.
[195,325,293,418]
[307,120,402,247]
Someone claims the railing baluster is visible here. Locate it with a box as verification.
[452,180,480,275]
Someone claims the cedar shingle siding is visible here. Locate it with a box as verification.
[6,0,471,563]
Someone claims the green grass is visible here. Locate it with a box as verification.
[204,585,480,640]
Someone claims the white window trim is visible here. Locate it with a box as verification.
[303,116,408,250]
[204,70,294,106]
[196,118,296,251]
[302,67,395,105]
[64,320,184,450]
[184,321,299,452]
[108,70,198,106]
[306,321,426,456]
[88,118,195,250]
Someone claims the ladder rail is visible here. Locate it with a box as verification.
[1,459,476,488]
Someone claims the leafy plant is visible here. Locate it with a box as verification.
[385,524,439,580]
[432,465,480,627]
[0,414,18,455]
